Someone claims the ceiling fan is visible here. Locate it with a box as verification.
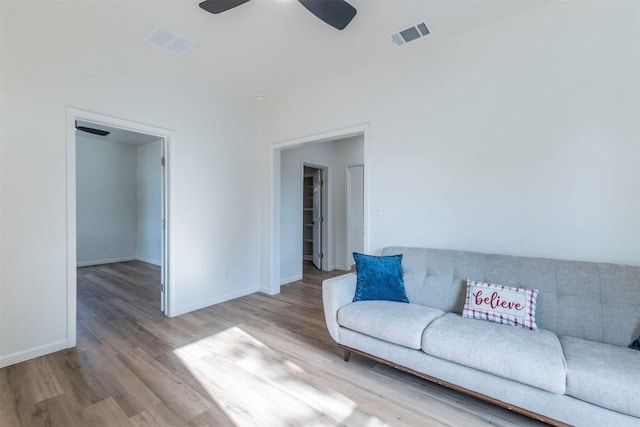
[199,0,357,30]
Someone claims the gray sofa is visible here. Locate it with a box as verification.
[322,247,640,426]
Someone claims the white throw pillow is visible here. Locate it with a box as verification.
[462,280,539,330]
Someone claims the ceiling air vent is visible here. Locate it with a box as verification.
[391,22,430,47]
[142,26,196,56]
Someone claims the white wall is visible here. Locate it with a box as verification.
[261,0,640,289]
[76,135,138,266]
[137,140,162,266]
[0,3,261,366]
[280,135,364,282]
[347,164,365,264]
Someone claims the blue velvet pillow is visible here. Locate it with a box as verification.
[352,252,409,303]
[630,335,640,351]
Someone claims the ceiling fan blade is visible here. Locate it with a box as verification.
[199,0,251,14]
[298,0,357,30]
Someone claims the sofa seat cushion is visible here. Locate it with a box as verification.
[337,301,444,349]
[422,313,566,393]
[561,336,640,417]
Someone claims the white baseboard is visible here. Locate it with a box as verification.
[77,256,137,267]
[260,286,279,295]
[169,286,260,317]
[77,256,162,267]
[281,274,302,285]
[136,257,161,266]
[330,264,349,271]
[0,339,68,368]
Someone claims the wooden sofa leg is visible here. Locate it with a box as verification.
[343,349,352,362]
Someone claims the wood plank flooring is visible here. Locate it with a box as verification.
[0,261,543,426]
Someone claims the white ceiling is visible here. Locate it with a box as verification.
[76,120,160,146]
[6,0,545,100]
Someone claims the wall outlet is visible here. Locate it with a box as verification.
[370,204,382,216]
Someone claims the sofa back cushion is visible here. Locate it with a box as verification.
[382,246,640,347]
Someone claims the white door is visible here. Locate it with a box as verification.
[312,169,322,269]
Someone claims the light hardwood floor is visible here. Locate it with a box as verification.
[0,261,543,426]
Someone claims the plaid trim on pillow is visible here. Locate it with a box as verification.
[462,280,539,331]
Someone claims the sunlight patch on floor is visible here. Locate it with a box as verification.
[174,326,385,426]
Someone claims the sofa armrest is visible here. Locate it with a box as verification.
[322,273,357,343]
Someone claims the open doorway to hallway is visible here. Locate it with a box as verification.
[279,134,364,285]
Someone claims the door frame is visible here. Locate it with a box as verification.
[302,162,329,271]
[345,162,365,269]
[65,107,174,348]
[268,123,369,295]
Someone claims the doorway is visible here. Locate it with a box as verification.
[75,120,165,308]
[303,165,325,270]
[66,108,173,347]
[270,125,367,294]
